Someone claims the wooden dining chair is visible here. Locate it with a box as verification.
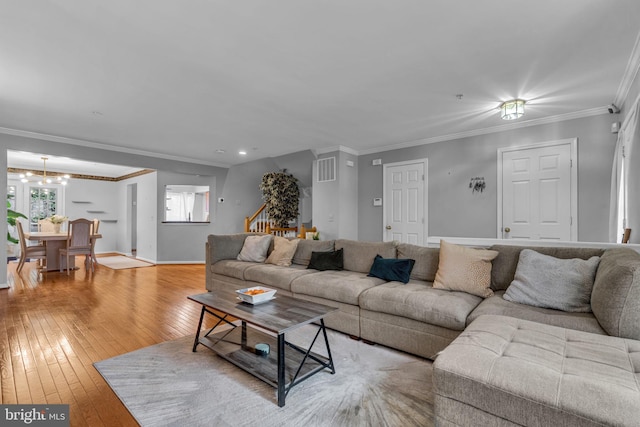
[91,219,101,266]
[16,221,47,273]
[59,218,94,275]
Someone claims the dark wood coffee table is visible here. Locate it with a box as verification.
[188,291,338,407]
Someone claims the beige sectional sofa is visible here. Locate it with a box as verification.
[205,233,640,426]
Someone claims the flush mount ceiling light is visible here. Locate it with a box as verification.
[19,157,70,186]
[500,99,525,120]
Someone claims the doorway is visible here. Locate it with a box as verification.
[382,159,428,244]
[498,138,577,240]
[127,183,138,256]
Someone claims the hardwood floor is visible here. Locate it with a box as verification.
[2,256,215,426]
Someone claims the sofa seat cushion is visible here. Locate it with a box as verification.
[211,260,262,280]
[434,315,640,427]
[243,264,316,292]
[467,291,605,334]
[291,270,386,305]
[359,281,483,331]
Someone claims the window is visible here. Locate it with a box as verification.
[164,185,210,222]
[29,187,58,231]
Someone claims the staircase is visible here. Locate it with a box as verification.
[244,204,315,238]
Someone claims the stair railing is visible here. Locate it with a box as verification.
[245,204,315,238]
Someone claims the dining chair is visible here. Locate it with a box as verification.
[38,218,56,232]
[16,221,47,273]
[59,218,94,275]
[91,219,101,265]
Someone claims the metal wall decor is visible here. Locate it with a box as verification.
[469,177,486,193]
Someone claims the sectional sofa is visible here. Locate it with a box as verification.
[205,233,640,426]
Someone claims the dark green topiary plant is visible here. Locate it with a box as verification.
[259,171,300,228]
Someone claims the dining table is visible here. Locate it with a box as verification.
[24,231,102,272]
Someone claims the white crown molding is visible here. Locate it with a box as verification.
[314,145,359,156]
[614,30,640,109]
[0,126,230,169]
[357,106,609,156]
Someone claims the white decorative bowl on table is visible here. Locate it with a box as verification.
[236,286,277,304]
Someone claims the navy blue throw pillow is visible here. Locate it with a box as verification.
[368,255,416,283]
[307,249,344,271]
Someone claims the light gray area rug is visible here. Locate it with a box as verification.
[98,255,154,270]
[94,326,434,427]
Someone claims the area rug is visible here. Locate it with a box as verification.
[94,326,434,426]
[98,255,154,270]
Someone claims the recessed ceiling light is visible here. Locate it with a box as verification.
[239,150,247,156]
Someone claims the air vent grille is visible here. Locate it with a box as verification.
[317,157,336,182]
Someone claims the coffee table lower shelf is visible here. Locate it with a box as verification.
[196,321,334,406]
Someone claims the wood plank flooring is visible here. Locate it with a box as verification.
[1,256,216,426]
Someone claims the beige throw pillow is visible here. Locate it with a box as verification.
[237,235,272,263]
[266,236,299,267]
[433,240,499,298]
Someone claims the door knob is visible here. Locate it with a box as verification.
[504,227,511,233]
[386,225,392,230]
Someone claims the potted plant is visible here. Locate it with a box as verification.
[259,171,300,228]
[47,214,68,233]
[7,194,27,244]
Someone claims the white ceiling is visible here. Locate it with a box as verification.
[1,0,640,169]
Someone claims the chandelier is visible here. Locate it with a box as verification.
[19,157,70,186]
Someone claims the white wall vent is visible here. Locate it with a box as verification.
[317,157,336,182]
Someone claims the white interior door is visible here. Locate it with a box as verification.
[383,159,427,244]
[499,139,576,240]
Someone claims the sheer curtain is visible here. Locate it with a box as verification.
[610,100,640,243]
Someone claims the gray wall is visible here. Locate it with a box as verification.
[156,170,216,262]
[339,151,358,240]
[216,151,315,234]
[358,114,618,242]
[313,150,358,241]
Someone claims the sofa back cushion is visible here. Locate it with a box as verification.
[335,239,396,273]
[208,233,254,265]
[490,245,605,291]
[292,239,335,266]
[591,248,640,339]
[397,243,439,282]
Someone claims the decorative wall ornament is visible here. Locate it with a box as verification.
[259,170,300,227]
[469,177,486,193]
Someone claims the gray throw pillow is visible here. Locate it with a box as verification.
[237,235,272,263]
[503,249,601,312]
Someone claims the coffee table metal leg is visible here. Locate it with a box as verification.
[277,333,285,407]
[192,306,206,352]
[320,319,336,374]
[241,320,247,350]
